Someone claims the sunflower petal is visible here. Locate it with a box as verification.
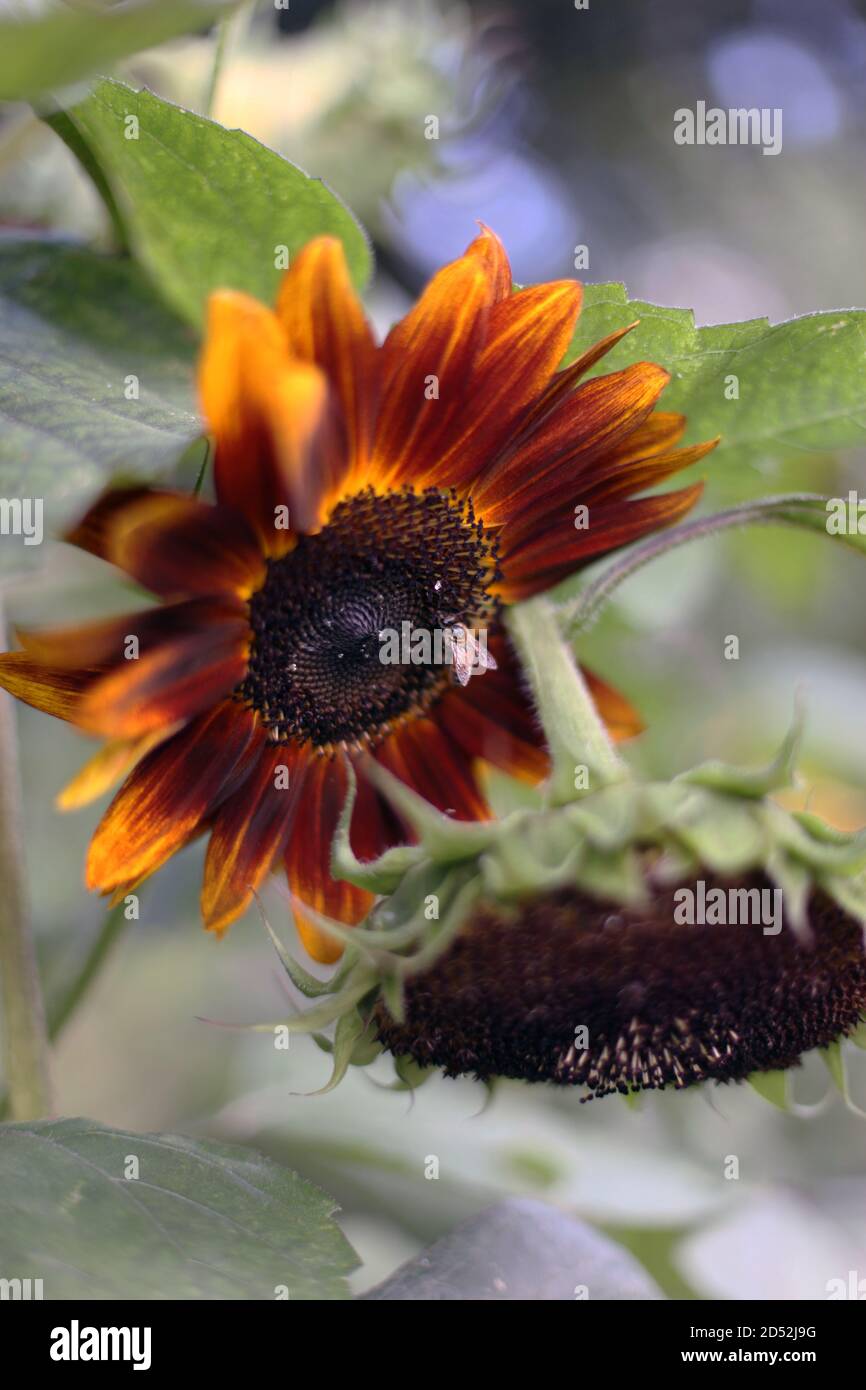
[421,279,584,491]
[374,717,490,821]
[433,630,548,782]
[501,436,718,553]
[276,236,378,485]
[515,321,640,438]
[0,654,96,721]
[374,256,494,487]
[582,667,644,741]
[86,701,257,893]
[56,728,178,810]
[200,290,342,545]
[284,754,374,964]
[77,616,250,737]
[498,483,705,600]
[463,222,513,300]
[107,496,265,599]
[202,739,303,935]
[15,596,242,669]
[473,361,671,524]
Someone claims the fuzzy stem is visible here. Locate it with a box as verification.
[506,597,628,804]
[561,493,835,636]
[0,601,52,1119]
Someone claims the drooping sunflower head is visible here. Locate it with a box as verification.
[0,227,717,963]
[374,875,866,1099]
[278,602,866,1106]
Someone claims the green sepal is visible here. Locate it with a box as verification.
[820,1040,847,1095]
[677,705,803,798]
[330,762,422,893]
[765,848,813,938]
[305,1009,378,1096]
[767,805,866,875]
[363,759,501,864]
[260,908,359,999]
[747,1069,791,1111]
[392,1054,434,1092]
[665,791,768,875]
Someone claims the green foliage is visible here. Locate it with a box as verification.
[0,0,238,102]
[65,80,373,329]
[0,240,199,567]
[568,285,866,491]
[0,1118,358,1299]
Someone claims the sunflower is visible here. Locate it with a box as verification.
[280,602,866,1103]
[0,227,716,964]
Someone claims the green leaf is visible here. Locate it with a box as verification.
[0,239,200,565]
[566,285,866,478]
[65,79,373,329]
[0,1117,359,1299]
[0,0,238,102]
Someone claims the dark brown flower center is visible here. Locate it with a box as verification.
[238,487,499,748]
[375,874,866,1098]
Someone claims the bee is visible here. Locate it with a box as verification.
[444,620,497,686]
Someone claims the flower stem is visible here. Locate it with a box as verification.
[203,2,254,117]
[560,493,836,636]
[507,597,628,804]
[0,899,131,1122]
[0,600,52,1119]
[48,899,129,1041]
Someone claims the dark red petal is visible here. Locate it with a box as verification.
[374,256,493,487]
[114,497,266,599]
[420,279,583,491]
[373,717,490,821]
[276,236,379,483]
[15,596,244,669]
[433,631,548,782]
[86,701,257,893]
[472,362,671,524]
[0,654,97,722]
[202,739,304,935]
[77,616,250,737]
[513,321,640,441]
[497,484,704,600]
[284,752,374,964]
[501,437,718,554]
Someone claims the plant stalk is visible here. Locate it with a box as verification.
[507,597,628,803]
[0,600,52,1119]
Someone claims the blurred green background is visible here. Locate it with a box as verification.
[2,0,866,1297]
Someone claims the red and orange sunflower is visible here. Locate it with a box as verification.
[0,228,716,962]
